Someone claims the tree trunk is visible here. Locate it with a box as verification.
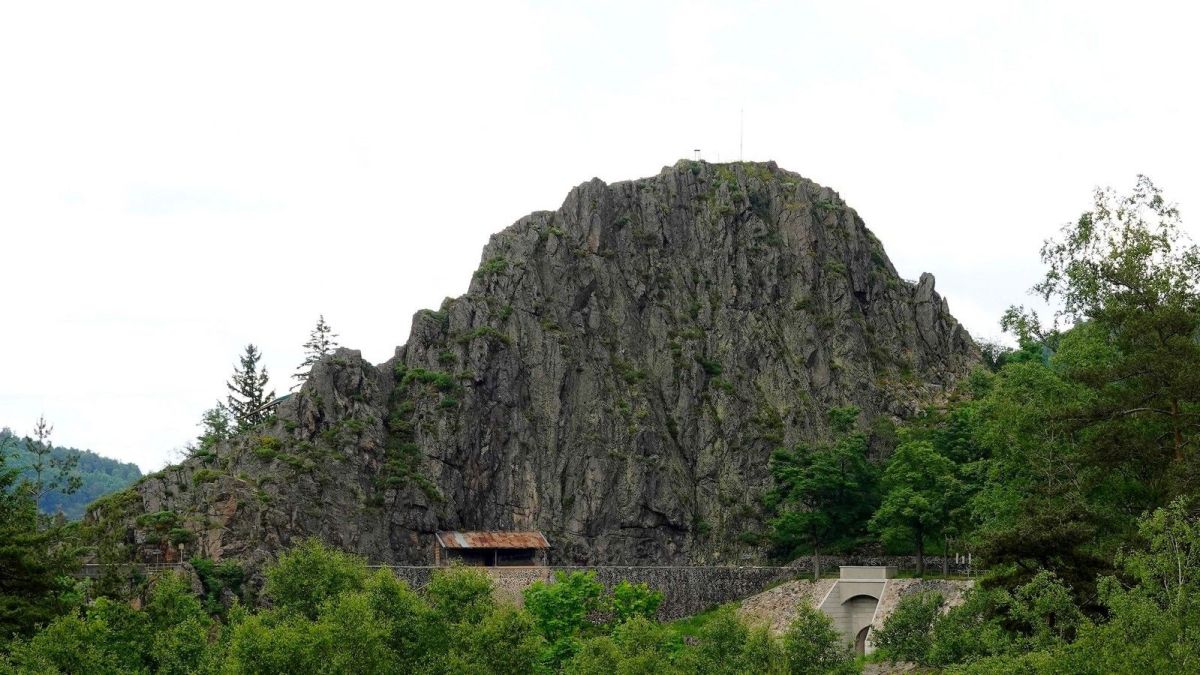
[943,535,949,577]
[813,545,821,580]
[1172,398,1184,462]
[916,531,925,578]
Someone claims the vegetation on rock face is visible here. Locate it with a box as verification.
[88,161,979,570]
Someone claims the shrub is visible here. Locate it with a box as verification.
[473,256,508,278]
[780,604,855,675]
[191,468,221,485]
[872,590,943,663]
[610,581,663,625]
[264,539,369,620]
[524,570,605,666]
[695,355,723,376]
[426,566,495,626]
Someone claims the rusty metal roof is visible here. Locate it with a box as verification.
[435,531,550,550]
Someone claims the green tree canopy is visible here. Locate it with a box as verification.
[870,440,964,576]
[226,344,275,431]
[767,406,878,577]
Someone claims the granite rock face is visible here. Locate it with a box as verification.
[90,161,978,575]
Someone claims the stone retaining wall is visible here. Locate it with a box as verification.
[380,565,796,619]
[378,557,978,620]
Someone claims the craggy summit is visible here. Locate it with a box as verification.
[90,161,978,575]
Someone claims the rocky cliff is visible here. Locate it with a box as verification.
[89,160,978,574]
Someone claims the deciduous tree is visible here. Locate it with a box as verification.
[767,406,878,578]
[870,440,963,576]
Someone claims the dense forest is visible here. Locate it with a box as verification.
[0,428,141,520]
[2,176,1198,672]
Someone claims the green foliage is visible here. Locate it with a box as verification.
[767,406,878,569]
[0,427,140,520]
[294,314,340,385]
[264,538,368,620]
[988,177,1200,595]
[676,608,787,674]
[401,367,461,393]
[457,325,512,346]
[610,580,663,625]
[225,344,275,431]
[870,441,964,575]
[474,256,509,278]
[3,533,887,674]
[191,468,221,485]
[191,557,245,615]
[694,354,723,376]
[0,453,81,644]
[4,572,214,674]
[872,591,943,662]
[779,604,856,675]
[524,570,605,663]
[921,501,1200,672]
[426,565,495,626]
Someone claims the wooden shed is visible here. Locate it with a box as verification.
[434,531,550,567]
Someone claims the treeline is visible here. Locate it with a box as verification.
[868,500,1200,672]
[1,540,858,674]
[766,176,1200,596]
[0,428,140,520]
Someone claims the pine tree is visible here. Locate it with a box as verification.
[293,315,339,387]
[1,424,80,642]
[226,345,275,430]
[22,416,81,508]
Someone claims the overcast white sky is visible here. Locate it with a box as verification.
[2,1,1198,472]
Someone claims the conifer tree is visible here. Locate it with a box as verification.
[226,345,275,430]
[293,315,339,387]
[1,421,80,641]
[22,416,80,508]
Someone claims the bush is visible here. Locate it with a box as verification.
[780,604,856,675]
[264,539,368,620]
[191,468,221,484]
[610,580,663,625]
[473,256,508,278]
[926,587,1016,666]
[872,590,943,663]
[363,570,434,672]
[426,566,495,626]
[523,570,605,666]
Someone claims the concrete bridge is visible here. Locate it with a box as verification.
[816,566,894,655]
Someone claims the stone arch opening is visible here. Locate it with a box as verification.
[855,625,871,655]
[840,594,879,653]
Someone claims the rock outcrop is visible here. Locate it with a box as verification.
[89,160,978,576]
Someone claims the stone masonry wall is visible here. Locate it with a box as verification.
[378,556,978,620]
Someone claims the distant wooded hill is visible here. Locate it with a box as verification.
[0,427,141,519]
